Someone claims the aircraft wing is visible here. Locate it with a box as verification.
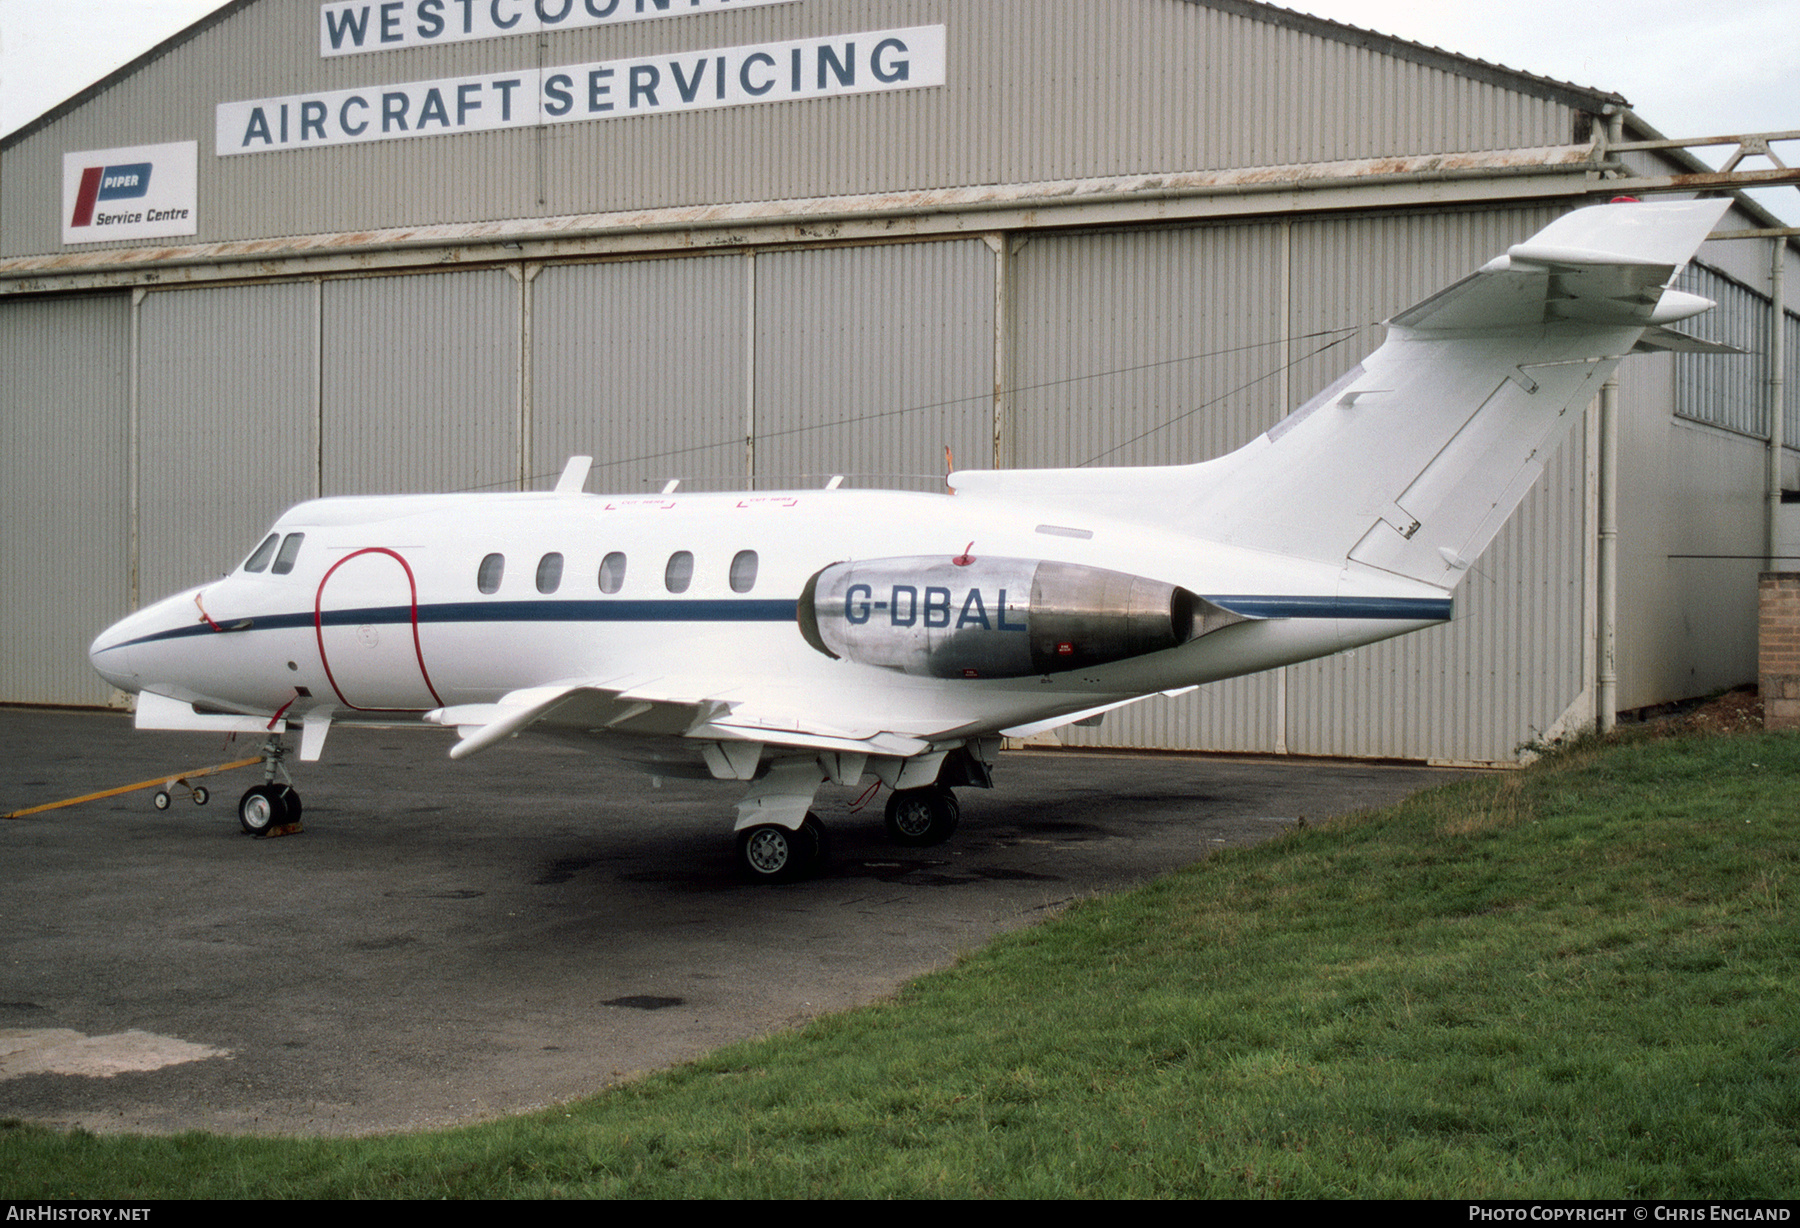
[428,678,929,761]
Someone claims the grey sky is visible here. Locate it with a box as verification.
[4,0,1796,218]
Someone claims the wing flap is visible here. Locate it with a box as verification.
[431,679,933,760]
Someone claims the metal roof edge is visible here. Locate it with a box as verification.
[1189,0,1628,114]
[1,0,257,151]
[1618,110,1800,248]
[0,144,1602,290]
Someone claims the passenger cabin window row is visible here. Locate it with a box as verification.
[476,550,758,595]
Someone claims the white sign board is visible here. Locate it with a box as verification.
[219,27,945,155]
[62,141,198,245]
[319,0,800,57]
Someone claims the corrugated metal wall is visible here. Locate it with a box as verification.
[0,203,1653,760]
[2,0,1582,258]
[137,281,318,600]
[1280,207,1583,763]
[0,294,130,705]
[532,255,749,492]
[754,239,993,491]
[1012,205,1587,762]
[322,269,521,494]
[1010,220,1287,752]
[1676,264,1771,438]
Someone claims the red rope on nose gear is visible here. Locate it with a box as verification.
[847,779,883,813]
[953,542,975,566]
[193,591,223,632]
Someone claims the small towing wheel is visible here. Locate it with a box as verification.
[738,824,807,884]
[153,791,171,811]
[238,785,285,835]
[884,786,960,847]
[192,786,209,807]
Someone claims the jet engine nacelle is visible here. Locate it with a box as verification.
[798,555,1242,679]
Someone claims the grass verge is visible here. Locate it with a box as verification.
[4,727,1796,1197]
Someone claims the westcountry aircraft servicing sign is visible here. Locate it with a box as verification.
[61,141,198,245]
[318,0,800,57]
[218,26,945,155]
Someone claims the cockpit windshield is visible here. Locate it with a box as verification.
[243,534,280,573]
[271,533,306,575]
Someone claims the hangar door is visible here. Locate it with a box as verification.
[1007,208,1584,764]
[531,240,994,494]
[0,294,129,706]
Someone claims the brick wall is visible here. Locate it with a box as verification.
[1759,573,1800,730]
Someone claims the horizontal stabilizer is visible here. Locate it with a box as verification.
[1630,326,1744,356]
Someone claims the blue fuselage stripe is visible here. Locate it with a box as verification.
[108,592,1450,651]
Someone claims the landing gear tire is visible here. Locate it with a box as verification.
[884,786,959,847]
[800,812,828,868]
[153,791,171,811]
[738,813,827,884]
[238,784,300,835]
[192,786,209,806]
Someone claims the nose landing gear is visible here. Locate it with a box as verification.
[238,735,303,836]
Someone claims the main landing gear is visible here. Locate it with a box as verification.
[883,785,959,847]
[237,734,303,836]
[729,744,995,883]
[736,813,829,884]
[733,785,959,882]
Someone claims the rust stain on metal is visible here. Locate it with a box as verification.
[0,144,1608,290]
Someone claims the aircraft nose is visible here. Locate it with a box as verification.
[88,617,140,693]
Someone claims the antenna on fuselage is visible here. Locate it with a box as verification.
[553,456,593,494]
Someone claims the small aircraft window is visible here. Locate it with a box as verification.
[729,550,759,593]
[599,551,626,594]
[243,534,280,573]
[478,553,505,594]
[664,550,694,594]
[536,552,564,594]
[270,533,305,576]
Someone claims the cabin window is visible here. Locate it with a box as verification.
[598,551,626,594]
[477,553,505,594]
[536,552,564,594]
[729,550,759,593]
[270,533,305,576]
[664,550,694,594]
[243,534,279,573]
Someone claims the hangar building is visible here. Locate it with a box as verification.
[3,0,1796,763]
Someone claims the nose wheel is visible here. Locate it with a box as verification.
[238,783,301,835]
[238,734,302,836]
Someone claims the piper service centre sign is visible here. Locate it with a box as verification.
[61,141,198,245]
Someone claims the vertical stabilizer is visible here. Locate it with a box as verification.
[950,200,1729,591]
[1185,199,1730,586]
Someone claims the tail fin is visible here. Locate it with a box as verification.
[1191,199,1729,586]
[954,200,1729,588]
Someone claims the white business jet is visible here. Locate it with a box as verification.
[89,199,1730,880]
